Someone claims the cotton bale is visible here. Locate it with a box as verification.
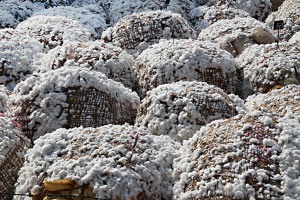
[0,28,45,91]
[14,124,181,200]
[135,39,238,98]
[135,81,238,143]
[34,41,137,90]
[0,115,31,200]
[7,67,140,141]
[236,41,299,98]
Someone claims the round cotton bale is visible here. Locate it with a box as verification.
[173,112,300,199]
[34,41,137,90]
[198,17,276,56]
[16,15,97,50]
[7,67,140,141]
[135,81,238,143]
[33,5,107,38]
[266,0,300,41]
[0,115,31,200]
[236,41,299,98]
[14,124,181,200]
[189,5,250,33]
[198,0,271,21]
[0,0,42,29]
[0,28,45,91]
[245,85,300,117]
[108,0,196,26]
[135,39,238,98]
[102,10,196,56]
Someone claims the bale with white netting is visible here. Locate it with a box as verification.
[0,0,42,29]
[135,81,238,143]
[197,0,271,21]
[7,67,140,141]
[34,41,137,90]
[135,39,238,98]
[33,5,107,38]
[0,116,31,200]
[198,17,276,56]
[102,11,196,56]
[189,5,250,33]
[14,124,181,200]
[236,41,299,98]
[0,28,45,91]
[245,85,300,117]
[173,112,300,199]
[16,15,97,50]
[108,0,197,26]
[265,0,300,41]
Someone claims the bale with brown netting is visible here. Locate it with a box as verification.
[0,28,45,91]
[35,41,137,90]
[198,17,276,57]
[14,124,181,200]
[0,115,31,200]
[173,111,300,199]
[16,15,97,50]
[135,81,239,143]
[101,10,196,56]
[7,67,140,141]
[236,41,300,98]
[135,39,238,98]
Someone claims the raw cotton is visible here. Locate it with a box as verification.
[236,41,300,98]
[173,110,300,199]
[198,17,275,56]
[198,0,271,21]
[33,5,107,38]
[265,0,300,41]
[28,0,74,8]
[14,124,181,200]
[0,0,43,28]
[0,86,9,113]
[0,28,45,91]
[135,39,238,98]
[102,10,196,57]
[7,67,140,141]
[0,115,31,200]
[189,5,250,33]
[16,15,97,50]
[34,41,138,90]
[108,0,197,26]
[135,81,238,143]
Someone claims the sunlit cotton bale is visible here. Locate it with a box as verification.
[102,10,196,57]
[135,81,238,143]
[135,39,238,98]
[14,124,181,200]
[0,0,42,29]
[265,0,300,42]
[34,41,137,90]
[189,5,250,33]
[197,0,271,21]
[173,111,300,199]
[198,17,276,57]
[7,67,140,141]
[0,115,31,200]
[245,85,300,117]
[236,41,300,98]
[108,0,197,26]
[16,15,97,50]
[33,5,107,38]
[0,28,45,91]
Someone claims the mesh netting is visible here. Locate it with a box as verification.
[135,81,238,143]
[8,68,140,141]
[135,39,238,98]
[173,114,284,199]
[101,10,196,51]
